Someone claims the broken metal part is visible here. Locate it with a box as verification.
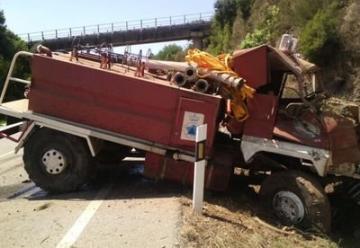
[241,135,330,177]
[327,163,360,179]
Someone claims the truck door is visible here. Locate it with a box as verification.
[243,94,278,139]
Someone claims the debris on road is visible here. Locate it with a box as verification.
[33,203,52,212]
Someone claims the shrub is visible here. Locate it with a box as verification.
[299,2,340,64]
[155,44,185,62]
[240,5,280,49]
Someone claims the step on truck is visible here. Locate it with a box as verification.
[1,44,360,233]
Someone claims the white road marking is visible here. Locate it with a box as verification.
[55,185,112,248]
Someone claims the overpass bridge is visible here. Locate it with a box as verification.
[18,12,213,51]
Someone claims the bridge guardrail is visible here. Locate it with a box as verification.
[18,12,213,43]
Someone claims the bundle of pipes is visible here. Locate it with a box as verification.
[172,68,215,94]
[146,60,211,92]
[185,49,255,121]
[146,51,255,121]
[146,58,249,96]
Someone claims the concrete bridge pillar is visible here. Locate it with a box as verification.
[190,31,204,49]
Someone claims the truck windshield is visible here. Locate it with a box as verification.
[281,73,318,100]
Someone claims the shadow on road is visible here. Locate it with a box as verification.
[26,162,187,202]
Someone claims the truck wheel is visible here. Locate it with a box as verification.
[260,170,331,233]
[23,128,91,193]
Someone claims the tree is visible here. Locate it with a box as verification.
[240,5,280,49]
[0,10,29,124]
[208,0,254,54]
[0,10,29,101]
[154,44,185,61]
[299,2,340,65]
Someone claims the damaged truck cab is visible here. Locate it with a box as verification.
[230,45,360,180]
[227,45,360,232]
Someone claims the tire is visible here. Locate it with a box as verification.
[260,170,331,233]
[23,128,92,193]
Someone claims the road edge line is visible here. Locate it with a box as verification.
[55,185,112,248]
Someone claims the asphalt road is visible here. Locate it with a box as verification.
[0,136,182,248]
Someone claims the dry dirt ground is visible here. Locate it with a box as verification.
[179,177,360,248]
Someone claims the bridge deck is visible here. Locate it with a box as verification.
[18,12,213,51]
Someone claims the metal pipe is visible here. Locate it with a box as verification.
[194,79,210,93]
[146,59,189,73]
[173,72,187,87]
[205,71,246,90]
[0,51,33,104]
[9,77,31,85]
[185,66,198,82]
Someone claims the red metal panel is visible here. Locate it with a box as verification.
[243,94,278,138]
[29,55,221,154]
[225,118,244,135]
[231,46,268,89]
[322,113,360,164]
[273,114,329,149]
[170,97,220,152]
[144,153,231,191]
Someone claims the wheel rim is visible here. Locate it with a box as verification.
[41,149,67,175]
[272,191,305,224]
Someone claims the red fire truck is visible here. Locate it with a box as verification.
[1,45,360,233]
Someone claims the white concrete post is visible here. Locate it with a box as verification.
[192,124,207,214]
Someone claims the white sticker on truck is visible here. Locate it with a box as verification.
[180,111,205,141]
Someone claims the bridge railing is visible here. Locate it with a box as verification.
[18,12,213,43]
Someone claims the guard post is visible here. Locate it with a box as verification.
[192,124,207,214]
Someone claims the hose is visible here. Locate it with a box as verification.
[186,49,255,121]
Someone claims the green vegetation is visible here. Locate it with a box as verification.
[208,0,254,54]
[154,44,186,62]
[207,0,345,63]
[240,5,279,49]
[0,10,28,84]
[299,2,340,64]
